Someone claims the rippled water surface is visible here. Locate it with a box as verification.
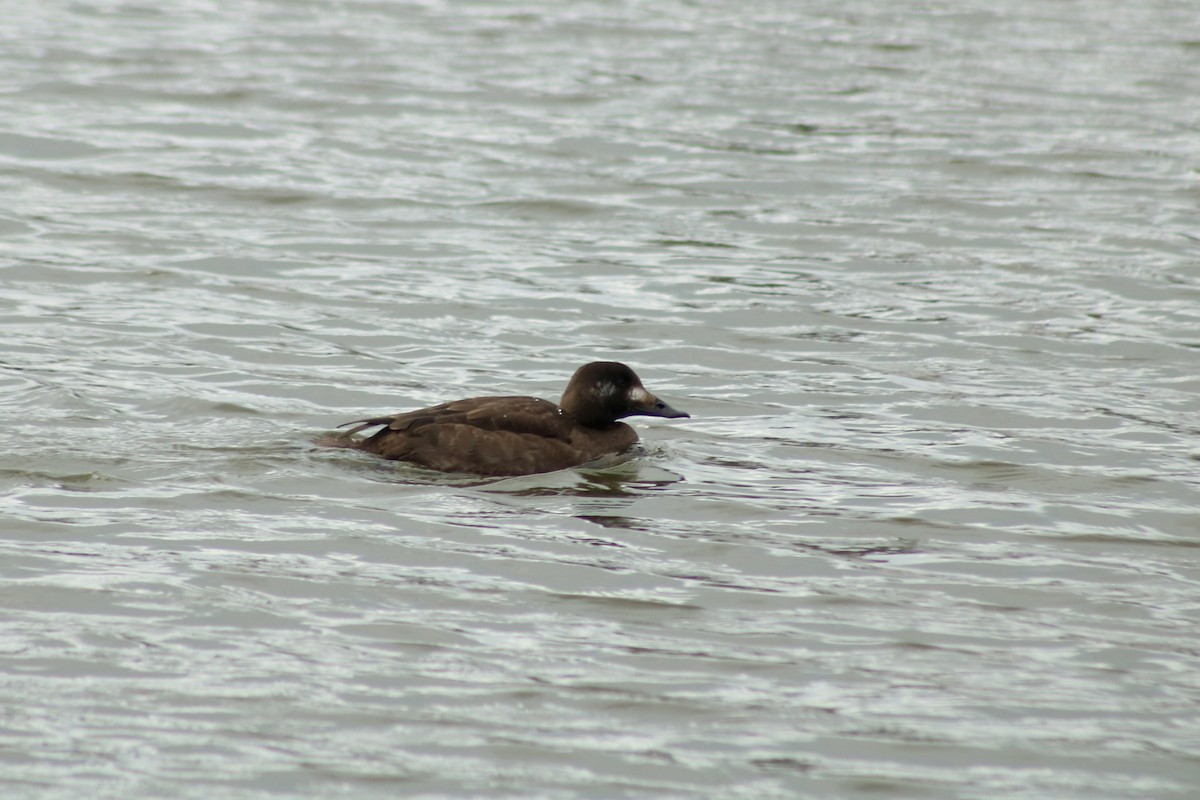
[3,1,1200,797]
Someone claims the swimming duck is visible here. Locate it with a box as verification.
[329,361,689,477]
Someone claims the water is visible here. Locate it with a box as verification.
[2,1,1199,797]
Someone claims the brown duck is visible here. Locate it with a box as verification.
[328,361,689,477]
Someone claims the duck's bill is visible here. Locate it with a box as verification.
[637,396,690,419]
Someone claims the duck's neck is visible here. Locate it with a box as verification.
[560,393,618,429]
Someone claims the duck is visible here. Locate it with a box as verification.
[327,361,689,477]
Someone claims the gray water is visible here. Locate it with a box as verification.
[2,1,1199,798]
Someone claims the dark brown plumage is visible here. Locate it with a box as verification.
[327,362,689,477]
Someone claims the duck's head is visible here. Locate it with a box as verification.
[561,361,690,428]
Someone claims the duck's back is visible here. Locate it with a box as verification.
[344,396,637,477]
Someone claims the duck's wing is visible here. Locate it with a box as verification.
[339,396,592,476]
[339,396,571,441]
